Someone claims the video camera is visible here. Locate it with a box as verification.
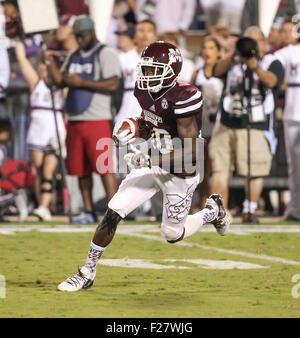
[235,37,259,59]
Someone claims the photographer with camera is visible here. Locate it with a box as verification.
[210,26,284,223]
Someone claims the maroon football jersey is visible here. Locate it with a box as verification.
[134,81,203,177]
[134,81,202,137]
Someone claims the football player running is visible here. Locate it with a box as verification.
[58,41,232,292]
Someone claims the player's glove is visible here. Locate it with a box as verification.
[124,148,151,170]
[113,121,136,146]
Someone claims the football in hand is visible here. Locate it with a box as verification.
[117,118,140,138]
[114,117,151,146]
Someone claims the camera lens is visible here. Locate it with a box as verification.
[236,37,258,58]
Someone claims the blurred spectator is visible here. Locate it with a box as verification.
[3,0,41,161]
[193,25,238,71]
[113,21,142,220]
[266,19,291,215]
[114,22,141,123]
[216,0,246,35]
[275,39,300,220]
[0,120,12,144]
[105,0,137,49]
[0,121,14,221]
[113,0,137,24]
[105,0,136,49]
[56,14,78,53]
[134,19,157,54]
[240,0,296,33]
[268,24,283,54]
[208,25,238,58]
[190,36,223,210]
[0,38,10,120]
[56,0,89,16]
[135,0,196,35]
[295,0,300,13]
[210,26,284,223]
[280,17,298,47]
[189,0,206,30]
[0,1,5,37]
[158,31,195,83]
[0,38,11,214]
[14,38,66,221]
[105,19,120,50]
[200,0,222,29]
[2,0,27,40]
[132,19,162,220]
[0,121,12,171]
[48,15,121,224]
[191,36,223,140]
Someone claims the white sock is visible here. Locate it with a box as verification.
[183,207,218,239]
[243,200,258,214]
[38,206,50,212]
[84,242,105,276]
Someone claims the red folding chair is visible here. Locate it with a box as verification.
[0,159,35,191]
[0,159,35,217]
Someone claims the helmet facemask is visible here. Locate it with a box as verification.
[137,57,177,93]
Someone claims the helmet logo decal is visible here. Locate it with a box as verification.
[168,48,182,64]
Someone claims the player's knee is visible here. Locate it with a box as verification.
[160,225,184,244]
[108,197,126,219]
[41,177,54,194]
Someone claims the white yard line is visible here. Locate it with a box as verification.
[98,257,268,270]
[119,226,300,267]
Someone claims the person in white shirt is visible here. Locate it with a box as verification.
[191,36,223,140]
[295,0,300,13]
[116,21,158,220]
[190,36,223,210]
[0,39,10,109]
[275,42,300,220]
[158,31,195,83]
[0,3,5,37]
[200,0,222,29]
[216,0,246,34]
[114,23,141,123]
[15,39,66,222]
[135,0,196,35]
[280,18,299,48]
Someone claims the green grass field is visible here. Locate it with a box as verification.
[1,220,300,318]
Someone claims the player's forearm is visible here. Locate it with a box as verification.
[255,67,278,88]
[213,52,234,78]
[15,40,38,90]
[15,39,27,61]
[47,58,65,87]
[51,66,65,87]
[79,76,120,92]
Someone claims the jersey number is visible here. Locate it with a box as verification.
[151,128,173,154]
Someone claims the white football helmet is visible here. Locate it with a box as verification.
[136,41,183,93]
